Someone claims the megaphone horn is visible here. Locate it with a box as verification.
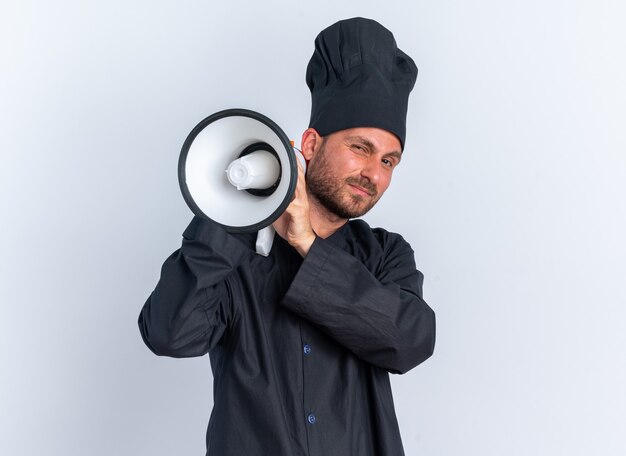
[178,109,302,255]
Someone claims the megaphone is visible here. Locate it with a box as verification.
[178,109,304,256]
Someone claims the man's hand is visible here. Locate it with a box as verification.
[272,157,316,257]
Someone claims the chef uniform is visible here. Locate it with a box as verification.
[139,17,436,456]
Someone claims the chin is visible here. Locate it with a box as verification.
[341,201,377,219]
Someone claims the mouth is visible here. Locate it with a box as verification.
[348,184,373,197]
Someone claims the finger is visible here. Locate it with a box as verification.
[296,160,307,192]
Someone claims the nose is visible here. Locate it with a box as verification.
[360,156,382,186]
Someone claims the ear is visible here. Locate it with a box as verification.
[300,128,321,161]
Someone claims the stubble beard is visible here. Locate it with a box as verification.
[305,143,381,219]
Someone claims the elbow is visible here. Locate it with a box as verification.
[138,312,176,357]
[419,305,437,359]
[138,293,175,356]
[390,306,436,375]
[389,342,435,375]
[138,321,202,358]
[138,307,216,358]
[138,309,193,358]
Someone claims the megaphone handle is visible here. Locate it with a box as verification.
[255,148,304,256]
[293,147,307,171]
[255,225,275,256]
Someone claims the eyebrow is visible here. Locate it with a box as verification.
[346,136,402,161]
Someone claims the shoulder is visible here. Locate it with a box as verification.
[349,219,423,289]
[346,219,416,277]
[348,219,414,256]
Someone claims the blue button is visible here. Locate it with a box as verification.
[307,413,316,424]
[303,344,311,355]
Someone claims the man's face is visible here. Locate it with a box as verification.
[306,127,402,219]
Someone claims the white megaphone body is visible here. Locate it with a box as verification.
[178,109,306,256]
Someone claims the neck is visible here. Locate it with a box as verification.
[308,194,348,239]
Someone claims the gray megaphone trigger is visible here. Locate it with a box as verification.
[177,109,304,256]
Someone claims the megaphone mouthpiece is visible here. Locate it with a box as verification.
[226,149,280,190]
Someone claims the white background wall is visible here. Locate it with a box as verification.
[1,1,625,455]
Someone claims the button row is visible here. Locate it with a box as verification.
[304,344,314,425]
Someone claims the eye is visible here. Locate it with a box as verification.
[382,158,395,168]
[351,144,366,152]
